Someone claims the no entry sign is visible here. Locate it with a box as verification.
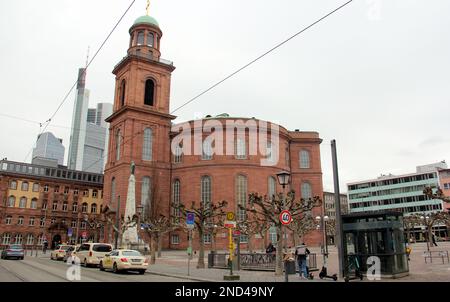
[279,210,292,225]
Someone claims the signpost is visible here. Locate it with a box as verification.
[279,210,292,282]
[186,212,195,276]
[224,212,239,280]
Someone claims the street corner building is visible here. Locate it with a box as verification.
[0,159,104,249]
[101,13,325,251]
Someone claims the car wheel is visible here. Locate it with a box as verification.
[50,254,53,260]
[21,257,24,260]
[84,258,88,268]
[113,263,119,274]
[138,270,145,275]
[99,261,105,271]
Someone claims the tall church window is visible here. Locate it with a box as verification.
[236,175,247,221]
[120,80,126,107]
[147,32,154,47]
[144,79,155,106]
[300,150,311,169]
[137,31,144,45]
[142,128,153,160]
[115,130,121,161]
[141,177,151,217]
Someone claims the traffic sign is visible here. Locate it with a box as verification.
[81,231,87,239]
[233,230,241,236]
[226,212,235,221]
[186,212,195,225]
[67,228,73,237]
[280,210,292,225]
[224,220,236,228]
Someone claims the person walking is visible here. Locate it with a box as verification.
[295,243,310,279]
[432,233,438,247]
[43,240,48,254]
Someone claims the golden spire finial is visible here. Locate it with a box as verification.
[146,0,150,16]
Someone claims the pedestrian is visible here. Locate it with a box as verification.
[43,240,48,254]
[432,233,438,247]
[295,243,310,279]
[405,243,412,261]
[266,242,276,254]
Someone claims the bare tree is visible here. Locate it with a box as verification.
[241,191,322,275]
[288,212,316,246]
[403,215,422,243]
[102,206,138,248]
[423,186,450,203]
[172,200,228,268]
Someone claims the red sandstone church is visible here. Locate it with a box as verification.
[102,13,324,250]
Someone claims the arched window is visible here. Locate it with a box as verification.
[144,79,155,106]
[268,176,277,199]
[31,198,38,209]
[5,216,12,225]
[301,182,312,199]
[14,234,23,244]
[2,233,11,245]
[137,31,144,45]
[299,150,311,169]
[91,203,97,213]
[120,80,126,107]
[92,190,98,198]
[202,139,213,160]
[115,130,121,161]
[142,128,153,160]
[201,176,211,209]
[10,180,17,190]
[171,180,181,224]
[52,202,58,211]
[21,181,29,191]
[111,177,116,205]
[81,203,88,213]
[147,32,154,47]
[141,177,151,217]
[19,197,27,208]
[8,196,15,207]
[236,138,246,159]
[236,175,247,221]
[62,202,68,211]
[26,234,34,245]
[37,234,45,245]
[32,183,39,192]
[174,144,183,163]
[72,202,78,213]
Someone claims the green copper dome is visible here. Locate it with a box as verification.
[134,15,159,27]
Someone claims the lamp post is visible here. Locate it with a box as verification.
[276,171,290,283]
[420,215,430,252]
[315,215,330,262]
[136,205,144,249]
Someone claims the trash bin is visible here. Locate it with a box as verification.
[285,260,296,274]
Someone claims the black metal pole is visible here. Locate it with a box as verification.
[331,139,345,279]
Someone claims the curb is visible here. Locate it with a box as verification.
[145,270,214,282]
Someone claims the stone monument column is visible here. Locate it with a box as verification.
[122,162,138,248]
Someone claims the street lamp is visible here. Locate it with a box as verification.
[315,215,330,257]
[276,171,290,282]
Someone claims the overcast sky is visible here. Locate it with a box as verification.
[1,0,449,192]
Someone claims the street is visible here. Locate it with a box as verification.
[0,255,192,282]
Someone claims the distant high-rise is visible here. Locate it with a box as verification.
[67,68,90,171]
[87,108,97,124]
[31,132,65,165]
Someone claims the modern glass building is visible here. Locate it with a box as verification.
[347,169,443,215]
[32,132,65,165]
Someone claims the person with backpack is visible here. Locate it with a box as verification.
[295,243,311,279]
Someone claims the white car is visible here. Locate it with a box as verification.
[76,243,113,267]
[50,245,74,260]
[99,249,149,274]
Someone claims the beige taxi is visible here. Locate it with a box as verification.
[99,249,148,274]
[50,244,74,260]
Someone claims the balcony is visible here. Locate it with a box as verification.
[115,49,173,69]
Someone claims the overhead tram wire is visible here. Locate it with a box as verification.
[82,0,354,173]
[170,0,353,115]
[21,0,137,163]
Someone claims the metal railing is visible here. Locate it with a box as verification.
[423,250,449,264]
[115,50,173,69]
[208,252,317,272]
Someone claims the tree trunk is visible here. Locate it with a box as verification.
[247,234,253,253]
[428,226,433,247]
[157,234,162,258]
[262,232,267,252]
[150,234,156,264]
[197,228,205,269]
[293,232,298,247]
[275,226,283,275]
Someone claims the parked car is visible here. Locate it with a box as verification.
[63,245,81,263]
[50,244,74,260]
[99,249,148,274]
[1,244,24,260]
[77,243,113,267]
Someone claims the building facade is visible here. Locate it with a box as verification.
[438,168,450,212]
[102,14,325,250]
[32,132,65,165]
[0,159,104,249]
[323,191,348,245]
[347,169,443,215]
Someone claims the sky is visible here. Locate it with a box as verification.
[0,0,449,192]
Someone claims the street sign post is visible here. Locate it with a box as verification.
[186,212,195,276]
[280,210,292,225]
[223,212,239,280]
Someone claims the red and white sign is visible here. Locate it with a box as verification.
[279,210,292,225]
[224,220,236,228]
[81,231,87,239]
[233,230,241,236]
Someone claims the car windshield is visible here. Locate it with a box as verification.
[59,246,72,250]
[93,245,112,252]
[122,251,142,257]
[9,245,22,250]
